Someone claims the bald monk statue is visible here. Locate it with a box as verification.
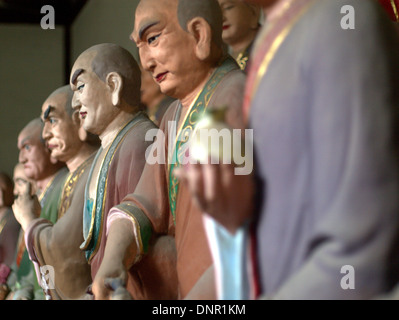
[102,0,247,300]
[70,43,178,300]
[9,118,68,300]
[218,0,261,71]
[12,85,100,300]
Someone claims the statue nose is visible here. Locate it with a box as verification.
[42,123,51,140]
[72,92,81,110]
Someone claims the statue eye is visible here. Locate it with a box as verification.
[77,84,85,91]
[148,34,160,45]
[223,4,235,10]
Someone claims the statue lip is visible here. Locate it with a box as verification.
[155,72,168,83]
[80,111,87,119]
[47,144,57,150]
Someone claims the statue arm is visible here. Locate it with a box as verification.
[91,218,137,300]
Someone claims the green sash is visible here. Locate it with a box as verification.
[168,56,239,223]
[81,113,146,262]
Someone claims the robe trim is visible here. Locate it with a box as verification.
[112,202,152,259]
[391,0,399,21]
[81,112,147,262]
[243,0,316,124]
[58,152,95,220]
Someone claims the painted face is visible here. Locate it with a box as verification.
[70,51,118,136]
[13,164,35,197]
[17,124,53,181]
[132,0,208,100]
[41,93,82,163]
[218,0,259,46]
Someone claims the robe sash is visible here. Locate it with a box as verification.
[243,0,316,124]
[167,56,239,224]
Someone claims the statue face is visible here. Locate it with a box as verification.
[41,93,81,163]
[132,0,207,100]
[218,0,258,46]
[70,52,118,136]
[13,164,35,197]
[17,124,53,181]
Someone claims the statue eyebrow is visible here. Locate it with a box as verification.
[19,136,32,148]
[15,177,28,184]
[43,105,54,120]
[138,21,160,40]
[71,68,84,85]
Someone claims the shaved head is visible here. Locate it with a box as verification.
[177,0,223,47]
[136,0,223,48]
[72,43,141,108]
[42,85,100,150]
[17,117,62,182]
[44,85,74,117]
[20,118,44,145]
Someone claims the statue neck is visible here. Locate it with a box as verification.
[36,170,61,195]
[66,143,98,173]
[100,111,135,148]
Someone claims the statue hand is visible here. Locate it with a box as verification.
[105,277,132,300]
[12,181,41,230]
[92,260,127,300]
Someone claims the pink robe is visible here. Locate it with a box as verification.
[83,113,178,299]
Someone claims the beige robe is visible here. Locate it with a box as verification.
[25,154,95,299]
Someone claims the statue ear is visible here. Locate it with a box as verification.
[187,17,212,61]
[250,5,261,29]
[106,72,123,106]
